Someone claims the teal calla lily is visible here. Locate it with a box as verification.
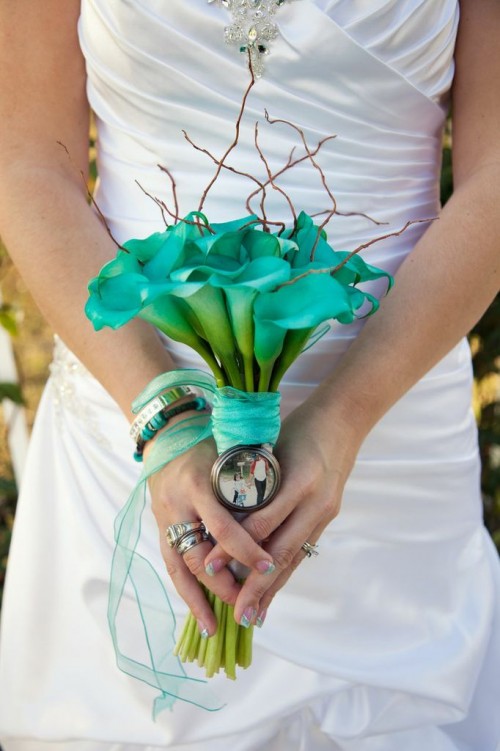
[211,256,292,389]
[254,272,356,389]
[86,212,393,391]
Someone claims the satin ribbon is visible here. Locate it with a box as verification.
[109,369,280,715]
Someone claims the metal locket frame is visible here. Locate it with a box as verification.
[211,444,281,513]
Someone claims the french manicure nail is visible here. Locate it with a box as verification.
[205,558,225,577]
[255,559,275,575]
[256,609,267,628]
[240,607,256,629]
[198,621,209,639]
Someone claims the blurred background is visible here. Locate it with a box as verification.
[0,127,499,607]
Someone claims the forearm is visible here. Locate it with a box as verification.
[316,163,500,439]
[0,164,174,418]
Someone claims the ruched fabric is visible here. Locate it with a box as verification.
[1,2,499,750]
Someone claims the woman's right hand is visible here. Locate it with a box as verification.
[148,432,276,637]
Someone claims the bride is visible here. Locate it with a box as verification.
[0,1,499,749]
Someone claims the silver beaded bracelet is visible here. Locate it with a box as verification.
[129,386,198,443]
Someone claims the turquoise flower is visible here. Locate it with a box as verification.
[86,212,393,390]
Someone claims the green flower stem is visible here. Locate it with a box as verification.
[184,287,244,390]
[224,288,257,392]
[173,611,191,658]
[205,596,224,678]
[180,612,197,663]
[197,628,209,668]
[257,359,277,393]
[215,602,227,674]
[224,603,238,680]
[243,353,256,392]
[187,623,202,663]
[269,327,314,392]
[191,342,227,388]
[174,588,255,679]
[237,623,253,669]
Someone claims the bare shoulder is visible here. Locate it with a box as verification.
[452,0,500,185]
[0,0,89,175]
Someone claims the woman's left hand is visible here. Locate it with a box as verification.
[203,391,365,628]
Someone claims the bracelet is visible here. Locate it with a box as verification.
[130,386,198,443]
[133,396,208,462]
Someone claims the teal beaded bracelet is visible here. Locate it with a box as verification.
[129,386,197,443]
[134,396,207,462]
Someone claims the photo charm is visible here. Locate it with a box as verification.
[211,444,281,512]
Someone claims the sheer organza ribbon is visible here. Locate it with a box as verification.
[108,369,280,716]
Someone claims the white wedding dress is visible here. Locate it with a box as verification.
[1,1,499,749]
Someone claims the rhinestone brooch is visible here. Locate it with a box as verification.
[207,0,292,77]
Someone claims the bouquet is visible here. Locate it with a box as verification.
[85,62,417,705]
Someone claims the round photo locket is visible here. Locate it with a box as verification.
[211,445,281,513]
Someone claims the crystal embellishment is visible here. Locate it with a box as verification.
[208,0,294,78]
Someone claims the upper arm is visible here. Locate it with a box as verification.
[452,0,500,187]
[0,0,89,182]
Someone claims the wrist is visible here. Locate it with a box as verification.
[134,395,208,462]
[310,380,374,449]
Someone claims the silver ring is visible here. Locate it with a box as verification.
[166,521,205,549]
[301,541,319,558]
[176,529,210,556]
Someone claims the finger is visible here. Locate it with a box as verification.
[202,482,301,576]
[179,538,242,605]
[205,478,321,575]
[257,523,323,616]
[159,536,219,636]
[232,513,325,626]
[199,502,275,576]
[159,527,242,607]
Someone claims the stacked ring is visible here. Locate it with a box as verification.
[176,530,209,556]
[301,540,319,558]
[165,521,209,556]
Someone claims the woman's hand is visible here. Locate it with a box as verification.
[203,393,366,628]
[147,418,276,638]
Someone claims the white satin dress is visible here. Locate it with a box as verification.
[1,1,499,749]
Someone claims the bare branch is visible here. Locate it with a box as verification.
[57,140,126,251]
[157,164,179,223]
[310,208,389,227]
[254,121,297,229]
[277,218,436,289]
[245,134,336,215]
[135,180,216,234]
[198,52,256,212]
[263,112,338,258]
[134,180,169,227]
[183,129,265,191]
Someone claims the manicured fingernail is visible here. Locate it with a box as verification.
[240,607,256,629]
[256,609,267,628]
[198,621,209,639]
[205,558,225,577]
[255,559,275,575]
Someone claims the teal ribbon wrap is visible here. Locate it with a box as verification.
[211,386,281,454]
[108,369,281,716]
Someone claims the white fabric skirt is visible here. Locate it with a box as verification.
[0,336,499,751]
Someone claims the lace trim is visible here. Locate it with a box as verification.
[49,335,112,448]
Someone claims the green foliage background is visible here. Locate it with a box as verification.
[0,137,499,608]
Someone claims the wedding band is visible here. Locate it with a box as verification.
[166,521,205,549]
[301,541,319,558]
[176,529,210,556]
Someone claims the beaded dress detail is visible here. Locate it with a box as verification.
[208,0,294,76]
